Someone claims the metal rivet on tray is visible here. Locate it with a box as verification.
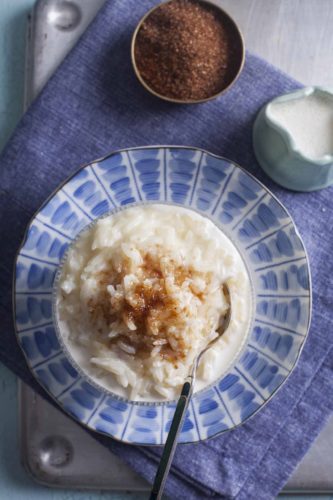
[39,436,73,468]
[47,1,82,31]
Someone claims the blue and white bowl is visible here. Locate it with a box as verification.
[14,146,311,445]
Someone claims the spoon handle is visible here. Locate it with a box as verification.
[149,378,193,500]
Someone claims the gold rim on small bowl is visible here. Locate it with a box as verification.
[131,0,245,104]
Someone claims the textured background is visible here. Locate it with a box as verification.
[0,1,332,499]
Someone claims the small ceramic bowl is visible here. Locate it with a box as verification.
[131,0,245,104]
[253,87,333,192]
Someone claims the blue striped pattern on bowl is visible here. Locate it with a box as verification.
[14,146,311,445]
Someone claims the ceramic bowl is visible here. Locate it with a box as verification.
[131,0,245,104]
[14,146,311,445]
[253,87,333,191]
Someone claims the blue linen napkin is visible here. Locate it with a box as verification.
[0,0,332,498]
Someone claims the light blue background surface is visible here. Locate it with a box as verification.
[0,1,331,499]
[0,0,33,150]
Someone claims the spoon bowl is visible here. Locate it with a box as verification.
[192,283,232,378]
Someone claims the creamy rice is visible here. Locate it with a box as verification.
[55,204,252,401]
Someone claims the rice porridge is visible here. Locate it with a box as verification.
[55,204,253,401]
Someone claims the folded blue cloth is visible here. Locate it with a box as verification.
[0,1,332,498]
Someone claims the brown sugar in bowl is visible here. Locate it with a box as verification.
[131,0,245,104]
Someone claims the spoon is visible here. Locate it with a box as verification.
[149,284,232,500]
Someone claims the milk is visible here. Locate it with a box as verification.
[270,93,333,160]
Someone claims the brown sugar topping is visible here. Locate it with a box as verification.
[134,0,242,100]
[88,250,210,364]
